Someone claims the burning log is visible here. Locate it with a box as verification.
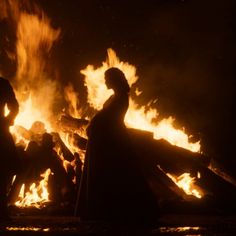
[12,121,47,144]
[152,139,209,176]
[59,115,89,132]
[51,132,74,162]
[9,132,78,209]
[69,133,87,151]
[73,153,83,190]
[128,128,236,209]
[29,121,47,143]
[195,166,236,209]
[148,165,188,201]
[56,115,88,150]
[32,133,76,205]
[8,141,49,205]
[127,128,198,200]
[12,125,31,141]
[128,128,209,177]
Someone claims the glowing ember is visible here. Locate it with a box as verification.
[15,169,52,208]
[167,172,202,198]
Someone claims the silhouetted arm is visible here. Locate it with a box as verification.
[5,81,19,126]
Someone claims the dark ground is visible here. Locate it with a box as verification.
[1,214,236,236]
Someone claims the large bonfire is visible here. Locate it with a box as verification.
[1,0,203,208]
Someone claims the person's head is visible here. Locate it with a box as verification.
[104,67,130,94]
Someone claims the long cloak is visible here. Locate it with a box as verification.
[76,93,158,223]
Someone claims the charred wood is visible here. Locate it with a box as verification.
[51,132,74,162]
[59,115,89,132]
[127,128,209,177]
[70,133,87,150]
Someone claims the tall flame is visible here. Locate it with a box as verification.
[16,13,60,83]
[64,83,82,119]
[1,0,61,131]
[1,0,61,207]
[14,10,60,130]
[81,48,200,153]
[81,49,138,110]
[81,49,202,198]
[1,0,203,204]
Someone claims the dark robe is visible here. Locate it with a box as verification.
[77,92,158,223]
[0,78,19,217]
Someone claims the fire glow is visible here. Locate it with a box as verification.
[167,173,202,199]
[1,0,203,208]
[81,49,200,153]
[15,169,52,209]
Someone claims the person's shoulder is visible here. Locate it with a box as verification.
[0,77,11,88]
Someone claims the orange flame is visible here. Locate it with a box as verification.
[64,83,82,119]
[1,0,61,133]
[1,0,61,207]
[81,48,200,153]
[14,9,60,131]
[81,49,202,198]
[81,49,138,110]
[167,173,202,199]
[15,169,52,208]
[1,0,202,202]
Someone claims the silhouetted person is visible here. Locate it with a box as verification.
[76,68,158,224]
[8,145,29,205]
[35,133,74,204]
[0,77,19,219]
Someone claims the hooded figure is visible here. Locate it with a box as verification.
[76,68,158,224]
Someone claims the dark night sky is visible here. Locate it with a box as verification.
[1,0,236,175]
